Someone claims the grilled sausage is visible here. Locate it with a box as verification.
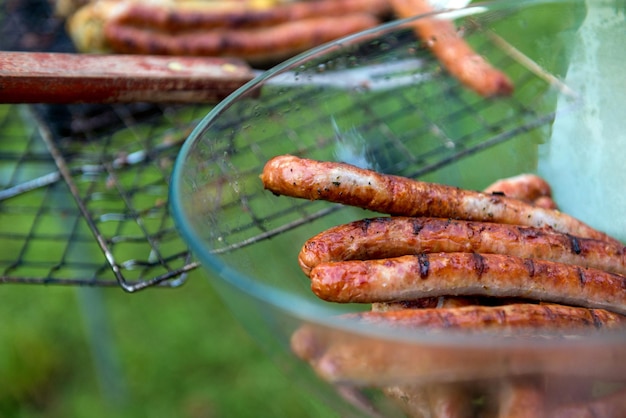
[109,0,391,32]
[309,253,626,314]
[372,298,441,312]
[290,305,626,385]
[261,156,621,245]
[376,297,478,417]
[532,196,558,210]
[384,381,478,418]
[104,14,381,63]
[298,217,626,277]
[342,304,626,331]
[390,0,513,97]
[484,173,554,206]
[550,386,626,418]
[382,385,432,418]
[484,173,558,208]
[427,382,476,418]
[497,377,546,418]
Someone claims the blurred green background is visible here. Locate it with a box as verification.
[0,273,335,417]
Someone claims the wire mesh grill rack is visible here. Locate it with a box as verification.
[0,1,213,291]
[0,101,212,290]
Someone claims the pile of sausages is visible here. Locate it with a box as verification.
[261,154,626,417]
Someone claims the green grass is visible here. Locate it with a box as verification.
[0,274,336,418]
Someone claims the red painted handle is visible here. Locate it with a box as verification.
[0,52,256,104]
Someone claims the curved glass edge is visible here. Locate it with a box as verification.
[170,0,625,348]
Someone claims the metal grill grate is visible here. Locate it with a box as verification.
[0,103,211,290]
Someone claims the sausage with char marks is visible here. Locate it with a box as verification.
[390,0,513,97]
[309,253,626,314]
[290,304,626,385]
[260,156,621,245]
[484,173,553,204]
[298,216,626,277]
[109,0,391,32]
[104,14,381,64]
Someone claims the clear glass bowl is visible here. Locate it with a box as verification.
[171,1,626,416]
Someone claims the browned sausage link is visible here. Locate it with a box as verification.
[385,381,477,418]
[390,0,513,97]
[371,294,477,347]
[261,156,620,245]
[483,174,553,204]
[104,14,381,63]
[542,375,594,408]
[298,217,626,277]
[342,304,626,331]
[290,306,626,385]
[497,376,546,418]
[309,253,626,314]
[428,382,476,418]
[532,196,558,210]
[550,386,626,418]
[372,298,440,312]
[111,0,392,32]
[383,385,432,418]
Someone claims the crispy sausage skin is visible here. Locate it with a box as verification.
[110,0,391,32]
[104,14,381,64]
[427,382,475,418]
[382,385,432,418]
[390,0,513,97]
[298,217,626,277]
[342,304,626,331]
[550,386,626,418]
[290,304,626,385]
[309,253,626,314]
[384,381,477,418]
[484,174,553,205]
[261,156,621,245]
[497,377,546,418]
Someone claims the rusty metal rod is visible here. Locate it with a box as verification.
[0,52,256,104]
